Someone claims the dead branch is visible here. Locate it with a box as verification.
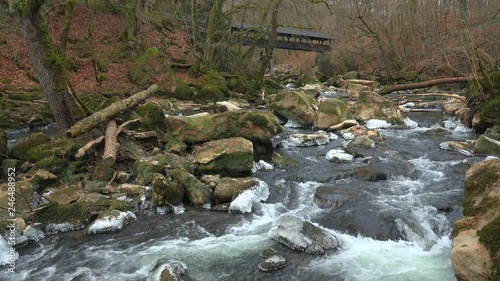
[377,77,472,95]
[75,136,105,158]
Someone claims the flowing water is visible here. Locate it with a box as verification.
[1,112,484,281]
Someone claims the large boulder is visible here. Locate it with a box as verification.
[213,177,259,204]
[270,215,340,255]
[314,98,352,129]
[314,185,364,208]
[163,110,282,144]
[169,169,212,206]
[10,132,51,161]
[152,173,185,207]
[472,135,500,155]
[194,137,253,176]
[452,158,500,281]
[268,91,318,126]
[352,91,405,125]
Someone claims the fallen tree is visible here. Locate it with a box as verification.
[102,120,118,167]
[66,84,159,137]
[376,77,472,96]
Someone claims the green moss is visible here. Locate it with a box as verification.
[452,217,475,238]
[7,92,43,101]
[34,156,68,177]
[479,98,500,125]
[11,132,51,161]
[94,199,129,212]
[80,94,108,113]
[194,84,225,103]
[134,102,166,131]
[478,215,500,280]
[172,79,194,100]
[26,136,78,162]
[34,203,88,224]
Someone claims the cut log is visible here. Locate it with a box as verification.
[102,120,118,167]
[376,77,472,96]
[66,84,159,137]
[75,136,105,158]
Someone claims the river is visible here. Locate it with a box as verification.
[1,111,483,281]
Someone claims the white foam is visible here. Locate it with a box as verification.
[342,132,355,140]
[0,236,15,267]
[229,179,270,213]
[326,149,354,162]
[443,117,473,133]
[365,119,391,129]
[173,204,185,214]
[485,156,498,161]
[309,231,455,281]
[86,211,136,234]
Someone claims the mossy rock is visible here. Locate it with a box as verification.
[0,110,20,129]
[472,135,500,155]
[132,154,169,185]
[314,98,352,129]
[152,173,185,207]
[194,84,225,103]
[30,169,58,191]
[26,136,80,162]
[463,159,500,216]
[194,137,254,176]
[171,79,194,100]
[478,215,500,281]
[296,70,320,86]
[92,164,115,181]
[34,203,89,225]
[268,91,318,126]
[170,169,212,205]
[0,129,6,160]
[10,132,51,161]
[271,152,299,169]
[164,140,187,155]
[163,110,282,144]
[134,102,166,131]
[94,199,130,212]
[353,91,405,125]
[403,71,419,81]
[478,97,500,126]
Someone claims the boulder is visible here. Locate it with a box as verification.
[163,110,282,144]
[258,255,289,272]
[349,135,375,148]
[169,169,212,205]
[0,129,6,160]
[171,79,194,100]
[46,185,83,205]
[30,169,58,191]
[213,177,259,204]
[268,91,318,126]
[473,135,500,155]
[314,186,364,209]
[132,155,169,185]
[314,98,352,129]
[85,209,136,235]
[228,179,269,213]
[152,173,185,207]
[420,127,451,136]
[352,91,405,125]
[451,229,493,281]
[452,158,500,281]
[10,132,51,161]
[440,140,476,156]
[344,83,371,99]
[194,137,253,176]
[270,215,340,255]
[325,149,354,163]
[343,71,359,80]
[271,152,299,168]
[33,203,89,232]
[354,166,388,181]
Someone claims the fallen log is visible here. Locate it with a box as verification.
[399,93,466,100]
[327,120,358,131]
[339,79,378,87]
[376,77,472,96]
[66,84,159,138]
[102,120,118,167]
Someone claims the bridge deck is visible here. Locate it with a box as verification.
[231,23,332,52]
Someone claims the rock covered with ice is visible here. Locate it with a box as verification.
[364,119,391,129]
[252,160,274,173]
[146,259,187,281]
[85,210,136,235]
[229,179,270,213]
[22,223,45,242]
[0,236,13,266]
[269,215,340,255]
[285,131,330,147]
[325,149,354,162]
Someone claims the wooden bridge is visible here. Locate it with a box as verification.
[230,23,332,52]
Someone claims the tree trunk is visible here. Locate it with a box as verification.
[11,1,86,132]
[66,84,159,138]
[376,77,472,95]
[102,120,118,167]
